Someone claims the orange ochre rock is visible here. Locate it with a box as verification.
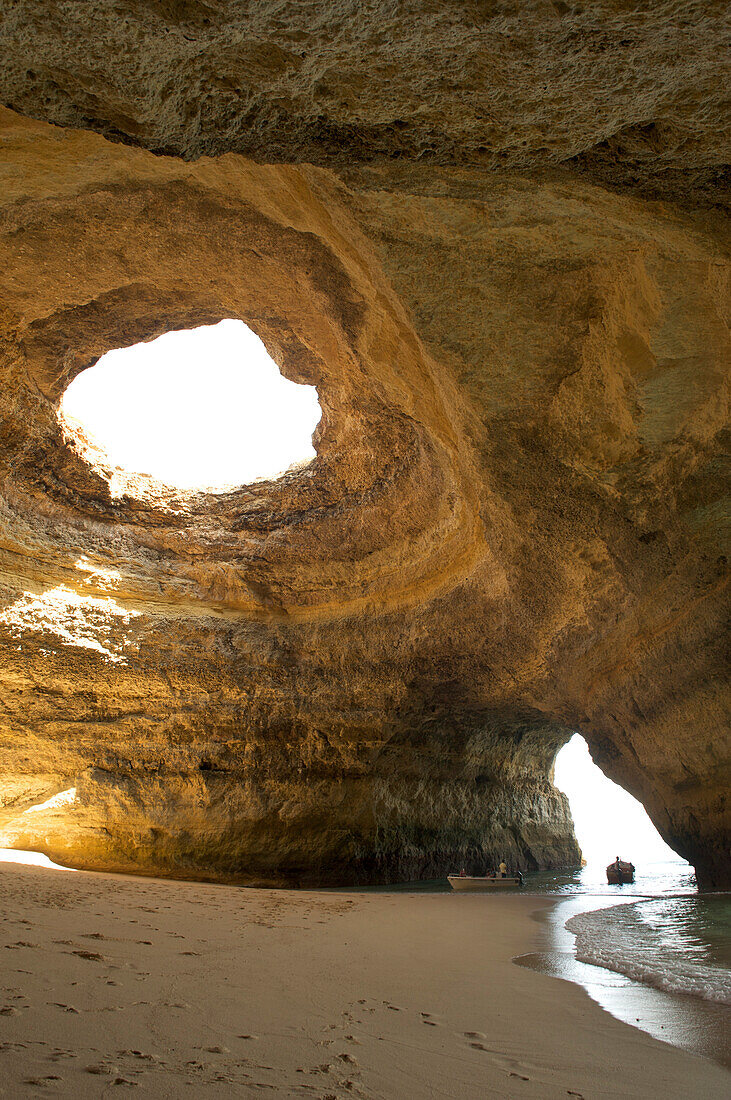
[0,1,727,887]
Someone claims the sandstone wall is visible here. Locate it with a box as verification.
[0,2,728,887]
[1,1,727,205]
[0,107,727,885]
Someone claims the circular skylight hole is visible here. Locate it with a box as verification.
[59,319,321,491]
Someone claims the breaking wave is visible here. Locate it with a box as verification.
[567,896,731,1006]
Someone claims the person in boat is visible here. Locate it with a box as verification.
[459,867,466,877]
[486,868,496,878]
[517,869,524,885]
[499,860,507,878]
[614,856,622,874]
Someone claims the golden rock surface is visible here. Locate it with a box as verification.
[0,18,727,890]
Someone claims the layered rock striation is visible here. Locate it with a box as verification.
[0,3,728,887]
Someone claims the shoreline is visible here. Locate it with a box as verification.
[1,862,729,1097]
[517,894,731,1070]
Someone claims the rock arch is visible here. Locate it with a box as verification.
[0,4,728,888]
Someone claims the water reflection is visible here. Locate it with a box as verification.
[516,891,731,1069]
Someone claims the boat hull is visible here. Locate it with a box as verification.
[606,861,635,884]
[447,875,522,891]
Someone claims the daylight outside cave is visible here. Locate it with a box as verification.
[553,734,683,872]
[59,319,322,491]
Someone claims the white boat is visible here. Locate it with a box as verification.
[447,874,522,891]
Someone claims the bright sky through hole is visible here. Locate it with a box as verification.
[60,319,321,490]
[554,733,680,867]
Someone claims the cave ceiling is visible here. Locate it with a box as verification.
[0,2,728,887]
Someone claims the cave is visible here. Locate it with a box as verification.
[0,6,728,892]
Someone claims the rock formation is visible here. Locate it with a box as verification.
[0,3,727,886]
[1,1,727,206]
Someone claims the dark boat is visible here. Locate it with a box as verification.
[606,859,635,884]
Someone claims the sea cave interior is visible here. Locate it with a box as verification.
[0,5,728,1094]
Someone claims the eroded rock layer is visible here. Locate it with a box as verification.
[0,95,728,885]
[1,1,728,206]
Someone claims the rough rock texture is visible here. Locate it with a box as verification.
[0,1,729,205]
[0,3,728,887]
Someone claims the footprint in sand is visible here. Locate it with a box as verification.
[464,1037,533,1081]
[69,949,105,962]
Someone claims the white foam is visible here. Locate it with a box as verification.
[567,900,731,1006]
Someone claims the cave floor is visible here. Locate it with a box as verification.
[0,864,727,1099]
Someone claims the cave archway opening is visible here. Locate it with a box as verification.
[59,319,322,491]
[554,733,687,875]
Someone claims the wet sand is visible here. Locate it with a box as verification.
[517,893,731,1069]
[0,862,728,1098]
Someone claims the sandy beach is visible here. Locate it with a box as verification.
[0,862,728,1099]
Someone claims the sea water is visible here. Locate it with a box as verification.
[515,859,731,1066]
[567,894,731,1005]
[525,860,730,1006]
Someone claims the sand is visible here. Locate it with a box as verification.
[0,862,728,1098]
